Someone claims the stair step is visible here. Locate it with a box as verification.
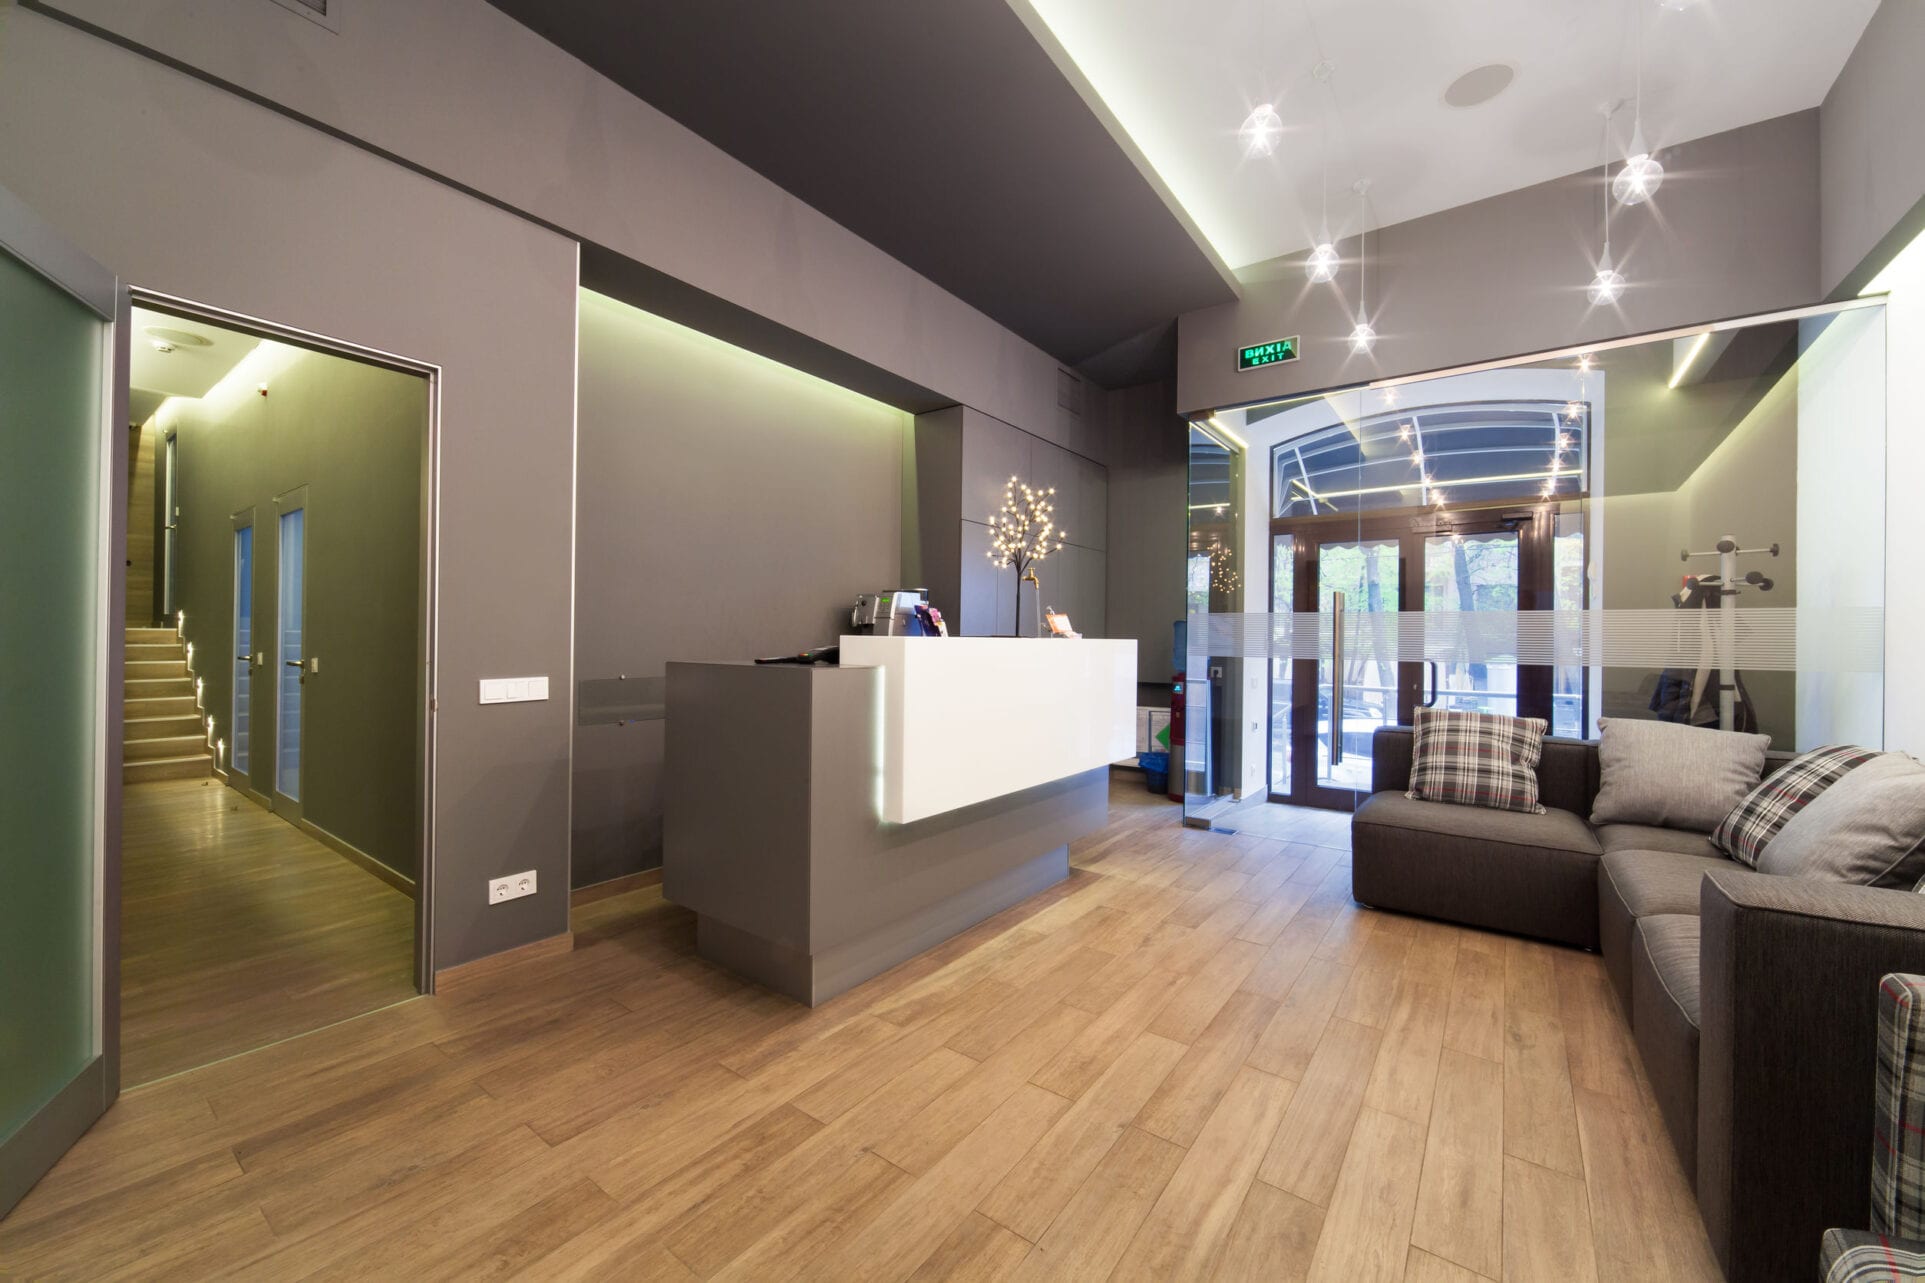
[126,714,204,741]
[125,643,183,660]
[126,659,188,680]
[125,695,198,718]
[125,734,209,761]
[123,754,211,784]
[125,627,178,644]
[125,678,195,700]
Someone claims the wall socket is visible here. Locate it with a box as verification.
[488,870,537,904]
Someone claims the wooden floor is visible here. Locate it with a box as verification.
[1,777,1719,1281]
[120,778,417,1086]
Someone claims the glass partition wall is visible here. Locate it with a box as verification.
[1184,300,1888,831]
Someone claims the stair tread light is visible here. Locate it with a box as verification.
[1241,103,1283,158]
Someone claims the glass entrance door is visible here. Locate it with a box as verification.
[273,492,306,821]
[1270,510,1562,810]
[0,187,125,1216]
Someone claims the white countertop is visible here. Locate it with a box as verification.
[839,635,1137,823]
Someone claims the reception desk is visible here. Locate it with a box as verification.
[663,637,1136,1005]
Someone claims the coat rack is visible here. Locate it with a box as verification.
[1679,534,1779,732]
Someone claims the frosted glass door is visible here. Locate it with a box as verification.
[0,190,122,1216]
[274,501,305,816]
[232,522,253,775]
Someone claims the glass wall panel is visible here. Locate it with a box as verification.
[0,245,103,1142]
[1185,299,1887,829]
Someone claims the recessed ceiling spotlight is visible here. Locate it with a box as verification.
[1443,63,1516,109]
[1240,103,1283,158]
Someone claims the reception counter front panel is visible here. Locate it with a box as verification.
[839,636,1137,823]
[663,638,1136,1004]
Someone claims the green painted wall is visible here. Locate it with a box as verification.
[159,342,425,880]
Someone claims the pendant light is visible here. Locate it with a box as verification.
[1612,1,1665,205]
[1589,134,1626,306]
[1304,59,1339,283]
[1240,103,1284,158]
[1349,179,1377,353]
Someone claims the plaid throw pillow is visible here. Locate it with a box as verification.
[1405,708,1548,815]
[1874,974,1925,1240]
[1712,744,1879,867]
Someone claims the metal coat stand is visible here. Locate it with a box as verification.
[1679,534,1779,732]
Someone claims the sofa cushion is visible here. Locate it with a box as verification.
[1405,707,1548,814]
[1712,744,1880,867]
[1591,718,1772,832]
[1597,850,1733,1019]
[1632,914,1703,1181]
[1597,824,1721,859]
[1602,850,1735,921]
[1352,793,1602,949]
[1759,753,1925,889]
[1821,1229,1925,1283]
[1353,791,1600,854]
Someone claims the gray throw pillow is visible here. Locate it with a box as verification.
[1589,717,1772,832]
[1758,753,1925,887]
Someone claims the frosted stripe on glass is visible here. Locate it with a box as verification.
[1186,608,1884,673]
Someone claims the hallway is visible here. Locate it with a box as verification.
[120,779,416,1086]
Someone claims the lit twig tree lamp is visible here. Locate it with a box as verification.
[986,475,1066,636]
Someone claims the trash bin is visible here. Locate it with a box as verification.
[1137,751,1170,795]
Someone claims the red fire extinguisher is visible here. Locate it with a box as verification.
[1167,670,1185,802]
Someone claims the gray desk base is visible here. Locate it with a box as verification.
[663,662,1107,1007]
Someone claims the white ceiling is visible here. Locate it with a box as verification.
[130,306,262,407]
[1024,0,1878,271]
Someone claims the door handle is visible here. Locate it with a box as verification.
[1423,659,1440,709]
[1329,590,1345,766]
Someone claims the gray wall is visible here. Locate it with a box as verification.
[0,9,581,969]
[33,0,1088,454]
[1177,111,1822,415]
[910,406,1109,639]
[165,347,425,878]
[1819,0,1925,294]
[572,290,909,887]
[1101,380,1187,684]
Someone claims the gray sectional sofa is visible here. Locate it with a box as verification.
[1355,726,1925,1283]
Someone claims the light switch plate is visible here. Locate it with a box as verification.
[479,676,550,704]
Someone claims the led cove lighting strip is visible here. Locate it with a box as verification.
[1668,332,1712,389]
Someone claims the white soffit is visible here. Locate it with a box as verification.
[130,306,262,401]
[1021,0,1877,272]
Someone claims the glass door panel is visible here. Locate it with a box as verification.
[0,202,120,1215]
[274,500,305,814]
[232,521,253,776]
[1423,530,1521,717]
[161,432,178,621]
[1316,537,1399,793]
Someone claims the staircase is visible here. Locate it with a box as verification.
[124,626,212,784]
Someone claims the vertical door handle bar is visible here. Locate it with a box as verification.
[1330,590,1345,766]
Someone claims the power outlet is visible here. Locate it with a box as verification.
[488,870,537,905]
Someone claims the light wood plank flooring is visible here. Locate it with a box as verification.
[3,778,1717,1281]
[120,778,417,1085]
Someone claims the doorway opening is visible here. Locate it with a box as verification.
[121,296,435,1086]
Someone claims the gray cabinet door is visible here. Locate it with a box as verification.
[959,519,1018,636]
[960,411,1033,527]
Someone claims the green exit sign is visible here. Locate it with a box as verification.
[1237,335,1300,371]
